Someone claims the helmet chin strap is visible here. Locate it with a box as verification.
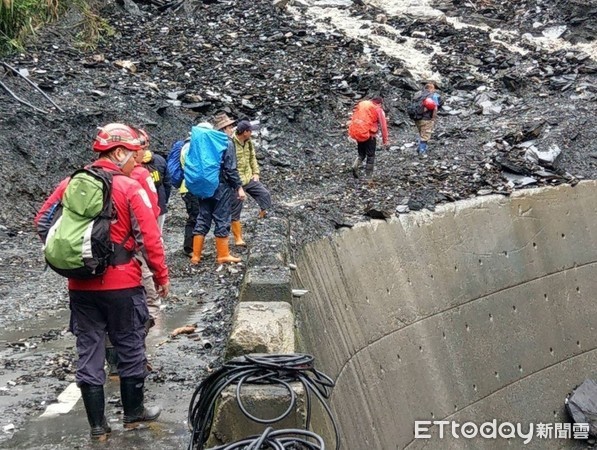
[116,150,134,168]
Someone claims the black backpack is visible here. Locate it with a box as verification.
[407,91,433,121]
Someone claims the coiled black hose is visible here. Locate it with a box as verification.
[187,354,339,450]
[207,427,325,450]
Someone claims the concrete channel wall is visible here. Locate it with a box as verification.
[292,182,597,449]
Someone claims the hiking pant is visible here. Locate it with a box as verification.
[193,183,232,238]
[182,192,200,254]
[231,179,272,221]
[157,214,166,235]
[69,287,148,386]
[415,119,435,142]
[357,137,376,166]
[138,254,160,320]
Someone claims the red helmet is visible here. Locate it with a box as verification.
[137,128,150,150]
[422,97,437,110]
[92,123,143,152]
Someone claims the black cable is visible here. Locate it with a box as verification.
[187,354,339,450]
[236,374,296,424]
[207,427,326,450]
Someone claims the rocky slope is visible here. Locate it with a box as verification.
[0,0,595,247]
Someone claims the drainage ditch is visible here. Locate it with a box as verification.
[291,182,597,449]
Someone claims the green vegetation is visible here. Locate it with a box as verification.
[0,0,112,55]
[74,1,114,51]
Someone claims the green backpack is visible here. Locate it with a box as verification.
[40,167,132,279]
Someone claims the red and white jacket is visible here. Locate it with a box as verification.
[34,159,169,291]
[131,164,160,220]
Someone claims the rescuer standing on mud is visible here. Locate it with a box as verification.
[104,127,162,378]
[348,97,389,179]
[131,128,163,328]
[35,123,169,440]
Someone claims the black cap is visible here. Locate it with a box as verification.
[236,120,253,133]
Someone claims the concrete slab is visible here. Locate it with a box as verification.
[247,238,287,267]
[226,302,295,358]
[240,266,292,303]
[246,217,290,267]
[206,383,306,447]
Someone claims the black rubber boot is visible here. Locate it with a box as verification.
[105,347,119,378]
[352,157,362,178]
[365,163,374,179]
[120,377,161,429]
[80,384,111,441]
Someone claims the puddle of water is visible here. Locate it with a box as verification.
[0,311,69,343]
[0,291,218,448]
[1,400,189,450]
[146,299,217,349]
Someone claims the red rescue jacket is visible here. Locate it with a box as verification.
[131,164,160,220]
[34,159,169,291]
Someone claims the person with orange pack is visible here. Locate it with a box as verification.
[348,97,389,179]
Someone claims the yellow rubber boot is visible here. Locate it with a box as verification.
[190,235,205,265]
[231,221,246,247]
[215,237,241,264]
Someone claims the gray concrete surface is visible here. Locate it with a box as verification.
[240,266,292,303]
[245,217,290,268]
[209,216,298,445]
[226,302,295,358]
[240,218,293,303]
[206,383,306,448]
[292,182,597,449]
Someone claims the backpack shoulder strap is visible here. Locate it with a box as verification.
[104,171,135,265]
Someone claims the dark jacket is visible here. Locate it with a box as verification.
[220,140,243,191]
[143,152,172,215]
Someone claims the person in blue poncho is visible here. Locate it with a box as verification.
[189,116,246,265]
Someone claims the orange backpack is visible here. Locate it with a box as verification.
[348,100,378,142]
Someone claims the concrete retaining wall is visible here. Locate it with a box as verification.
[293,182,597,449]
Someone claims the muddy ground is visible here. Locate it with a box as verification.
[0,0,596,447]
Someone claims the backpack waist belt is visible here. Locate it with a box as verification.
[111,243,135,266]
